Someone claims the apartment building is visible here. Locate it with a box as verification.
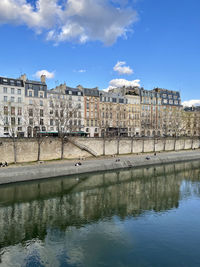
[99,91,128,137]
[0,76,25,137]
[0,73,184,139]
[153,88,182,136]
[140,88,162,136]
[183,106,200,136]
[48,83,84,134]
[19,74,48,137]
[108,86,140,136]
[80,86,100,137]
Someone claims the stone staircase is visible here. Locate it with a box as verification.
[68,138,98,157]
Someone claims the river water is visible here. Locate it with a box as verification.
[0,161,200,267]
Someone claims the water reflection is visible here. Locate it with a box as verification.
[1,160,200,266]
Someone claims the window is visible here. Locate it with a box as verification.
[28,90,33,97]
[50,109,53,115]
[11,88,15,94]
[4,117,8,125]
[11,107,15,115]
[40,109,44,117]
[3,87,7,93]
[18,97,21,103]
[18,127,22,131]
[50,119,54,126]
[18,118,21,125]
[40,100,43,106]
[4,96,7,102]
[40,118,44,125]
[18,107,22,116]
[4,106,8,115]
[11,117,15,125]
[4,127,8,132]
[29,109,33,116]
[11,97,15,102]
[29,118,33,125]
[39,92,44,98]
[29,99,33,105]
[18,89,21,95]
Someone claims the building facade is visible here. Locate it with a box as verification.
[0,76,25,137]
[0,73,185,139]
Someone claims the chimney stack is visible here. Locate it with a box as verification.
[40,74,46,83]
[20,74,27,82]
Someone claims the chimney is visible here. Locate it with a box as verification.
[20,74,27,82]
[40,74,46,83]
[77,85,83,91]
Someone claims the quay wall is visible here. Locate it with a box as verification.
[0,137,199,164]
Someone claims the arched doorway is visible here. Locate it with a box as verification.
[33,126,40,137]
[27,126,32,138]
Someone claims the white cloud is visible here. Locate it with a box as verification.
[34,70,55,79]
[78,69,86,73]
[0,0,138,45]
[113,61,133,75]
[182,100,200,107]
[103,78,140,91]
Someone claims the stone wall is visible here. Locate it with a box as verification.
[0,137,199,163]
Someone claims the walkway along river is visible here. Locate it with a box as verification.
[0,150,200,185]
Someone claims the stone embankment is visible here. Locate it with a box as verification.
[0,150,200,185]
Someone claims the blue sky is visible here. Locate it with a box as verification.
[0,0,200,104]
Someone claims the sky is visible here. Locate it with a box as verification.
[0,0,200,105]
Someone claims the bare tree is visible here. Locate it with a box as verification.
[49,90,80,159]
[0,101,25,163]
[24,100,48,161]
[170,106,186,151]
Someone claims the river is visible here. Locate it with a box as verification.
[0,160,200,266]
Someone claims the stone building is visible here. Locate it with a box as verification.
[99,91,128,137]
[48,83,84,134]
[182,106,200,136]
[153,88,182,137]
[107,86,140,136]
[140,88,162,136]
[79,86,100,137]
[0,76,25,137]
[21,74,48,137]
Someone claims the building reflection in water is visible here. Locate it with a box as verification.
[0,160,200,266]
